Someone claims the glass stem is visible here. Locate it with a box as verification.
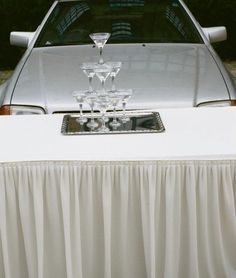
[88,77,93,93]
[122,102,126,116]
[99,47,103,64]
[102,80,105,95]
[111,76,115,92]
[91,104,95,123]
[80,103,83,117]
[121,102,130,123]
[113,106,117,122]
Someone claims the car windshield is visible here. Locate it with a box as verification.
[36,0,203,47]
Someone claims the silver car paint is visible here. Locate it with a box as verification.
[11,44,230,113]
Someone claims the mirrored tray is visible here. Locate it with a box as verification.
[61,112,165,135]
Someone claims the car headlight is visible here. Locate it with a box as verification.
[0,105,45,115]
[197,100,236,107]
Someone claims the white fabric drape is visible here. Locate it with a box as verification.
[0,161,235,278]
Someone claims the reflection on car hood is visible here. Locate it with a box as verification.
[12,44,229,112]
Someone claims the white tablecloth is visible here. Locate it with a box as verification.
[0,108,236,278]
[0,108,235,162]
[0,160,236,278]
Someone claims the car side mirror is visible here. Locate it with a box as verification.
[10,31,35,48]
[202,27,227,43]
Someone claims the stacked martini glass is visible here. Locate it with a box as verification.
[73,32,133,133]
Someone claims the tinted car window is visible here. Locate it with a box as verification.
[36,0,203,47]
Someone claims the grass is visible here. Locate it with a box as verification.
[224,61,236,77]
[0,70,13,84]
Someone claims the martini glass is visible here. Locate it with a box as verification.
[118,89,133,123]
[84,93,99,129]
[109,93,122,129]
[89,33,111,64]
[95,95,112,133]
[81,62,97,93]
[72,91,88,124]
[107,62,122,92]
[94,63,112,95]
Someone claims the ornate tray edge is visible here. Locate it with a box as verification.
[61,111,165,135]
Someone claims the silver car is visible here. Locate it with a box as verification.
[0,0,235,115]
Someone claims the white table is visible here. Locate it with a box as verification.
[0,108,236,278]
[0,107,235,162]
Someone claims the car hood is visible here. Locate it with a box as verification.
[12,44,229,113]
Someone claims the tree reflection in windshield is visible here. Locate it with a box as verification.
[36,0,203,47]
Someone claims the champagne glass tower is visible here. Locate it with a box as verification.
[81,63,96,93]
[107,62,122,92]
[72,91,88,124]
[94,63,112,95]
[89,33,111,64]
[72,31,133,133]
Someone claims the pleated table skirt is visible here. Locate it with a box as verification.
[0,160,236,278]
